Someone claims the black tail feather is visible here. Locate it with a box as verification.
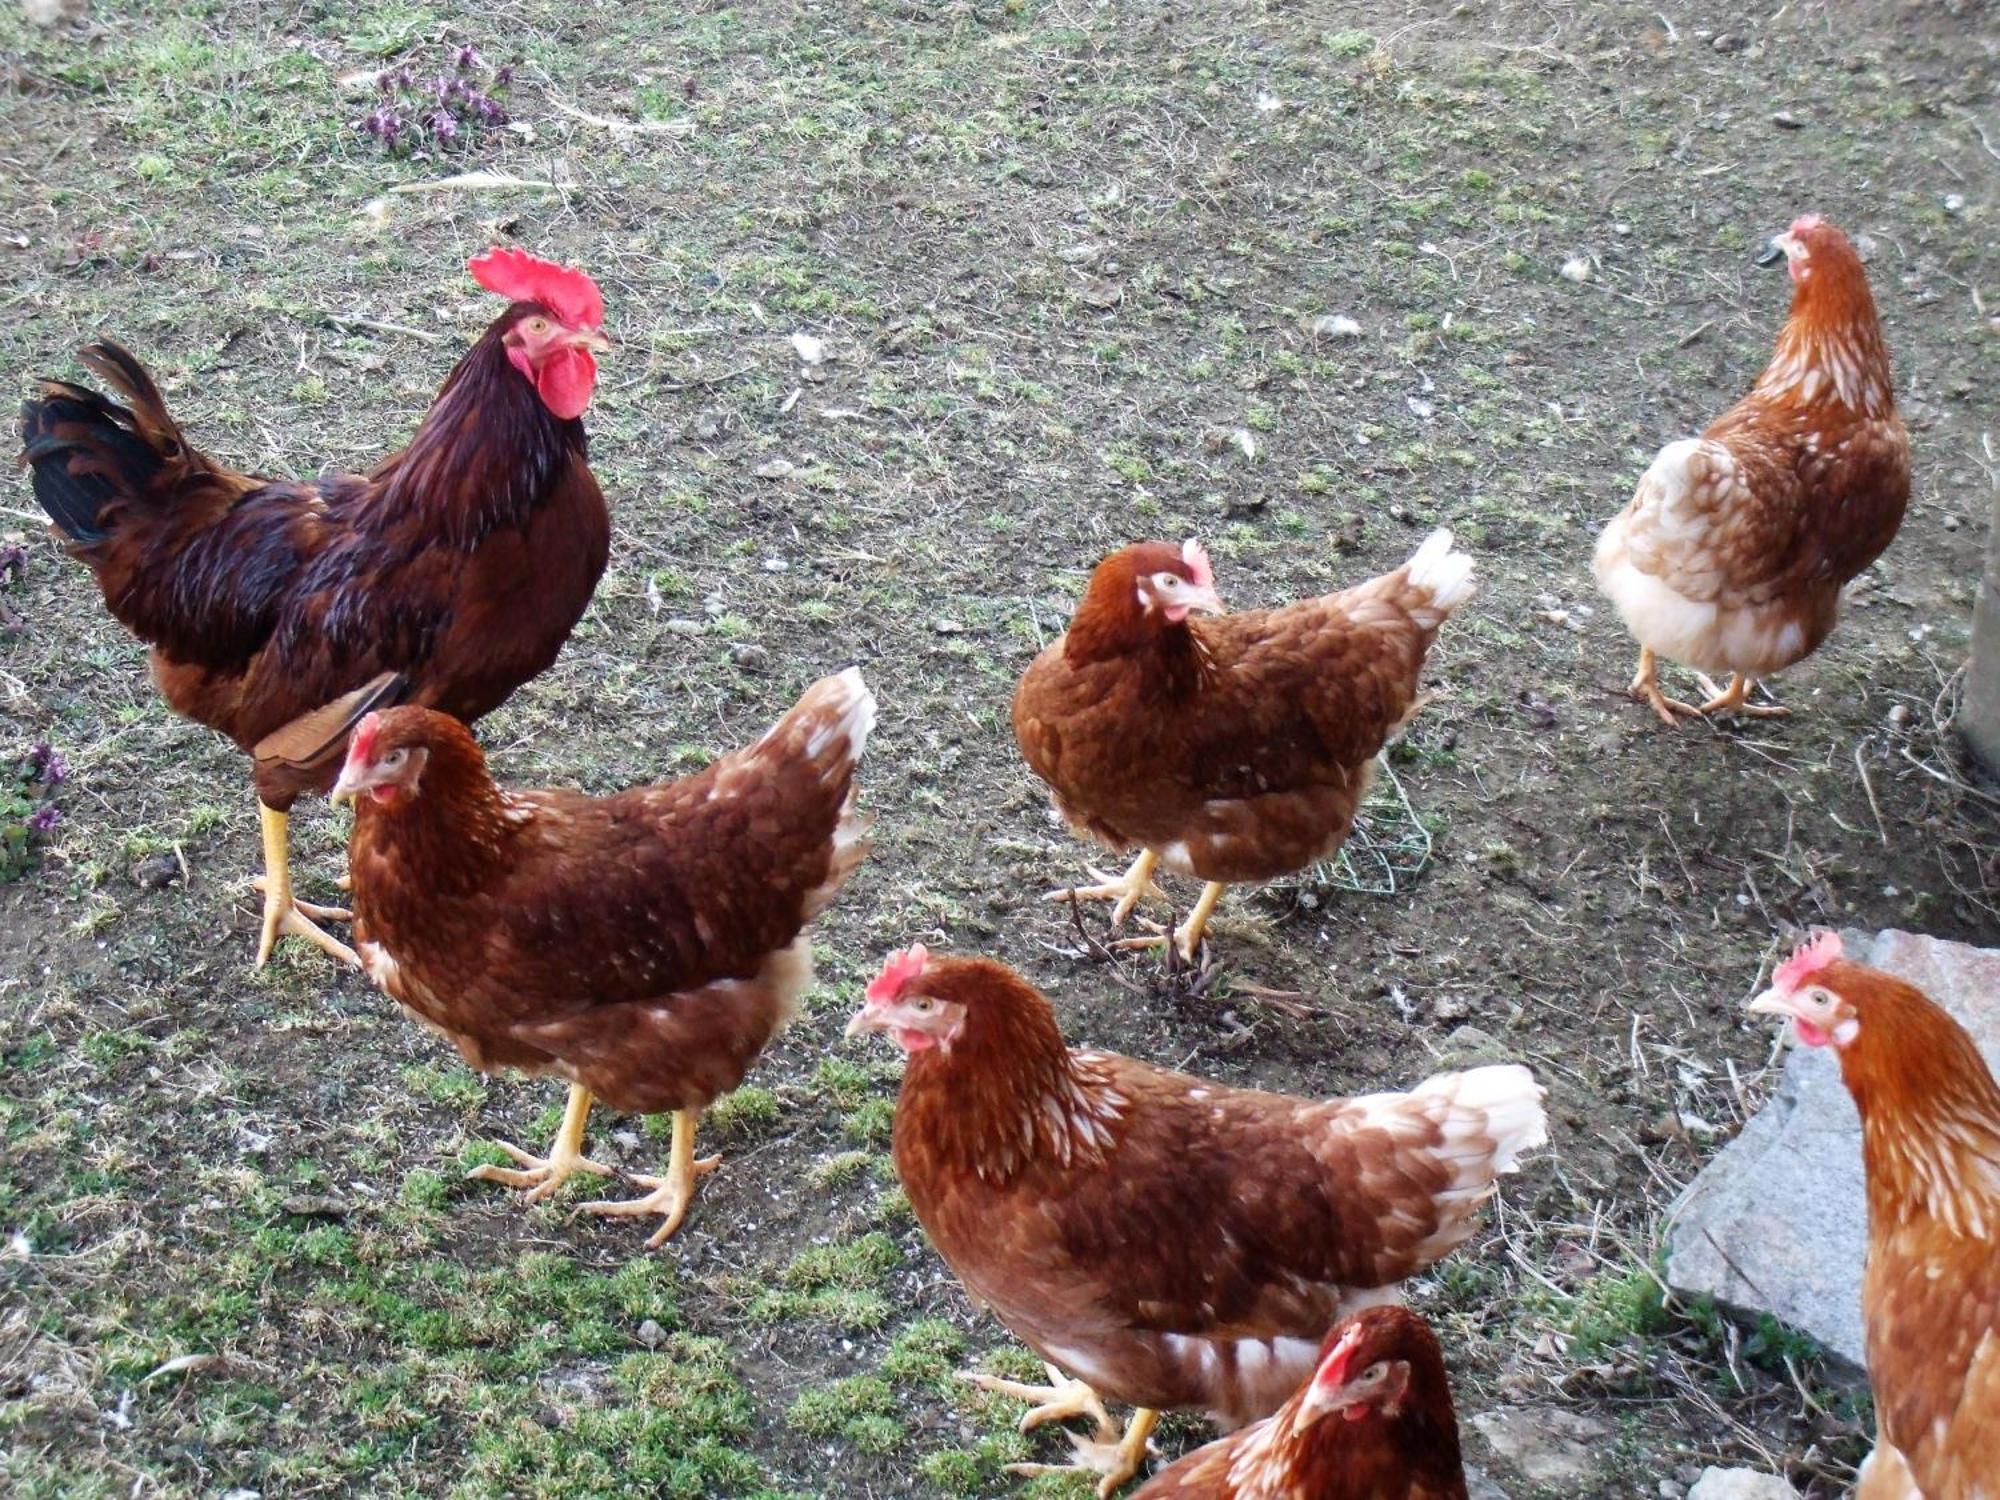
[18,372,166,545]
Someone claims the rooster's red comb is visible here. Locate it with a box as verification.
[1181,538,1213,590]
[1773,930,1842,994]
[867,944,930,1005]
[468,247,605,330]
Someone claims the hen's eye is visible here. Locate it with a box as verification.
[380,748,407,770]
[1360,1361,1387,1383]
[911,997,935,1013]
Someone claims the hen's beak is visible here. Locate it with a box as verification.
[1184,584,1226,616]
[329,766,363,807]
[1755,234,1788,269]
[572,328,613,355]
[1747,988,1797,1018]
[844,1005,889,1040]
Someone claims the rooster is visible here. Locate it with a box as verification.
[334,668,875,1248]
[1133,1306,1467,1500]
[1749,932,1999,1497]
[1595,215,1909,725]
[18,248,614,967]
[846,947,1544,1495]
[1013,530,1473,961]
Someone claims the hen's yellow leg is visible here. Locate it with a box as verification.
[252,802,358,969]
[468,1082,613,1203]
[1627,647,1703,727]
[580,1108,720,1249]
[1692,671,1790,718]
[974,1368,1156,1500]
[1046,848,1165,929]
[1114,880,1226,964]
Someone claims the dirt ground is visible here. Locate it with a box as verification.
[3,1,1997,1496]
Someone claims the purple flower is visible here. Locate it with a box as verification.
[25,744,66,786]
[455,44,481,70]
[377,71,395,94]
[430,110,459,141]
[25,804,60,834]
[0,543,23,582]
[494,64,513,87]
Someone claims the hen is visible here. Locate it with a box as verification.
[1132,1306,1466,1500]
[1594,214,1909,725]
[334,668,875,1248]
[18,248,613,967]
[847,948,1544,1495]
[1013,530,1473,961]
[1750,933,1999,1498]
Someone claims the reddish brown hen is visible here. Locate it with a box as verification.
[1750,933,1999,1499]
[1013,530,1473,961]
[1595,214,1909,725]
[18,248,614,967]
[335,668,875,1248]
[847,948,1543,1495]
[1133,1306,1467,1500]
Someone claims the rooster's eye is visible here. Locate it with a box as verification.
[525,317,550,336]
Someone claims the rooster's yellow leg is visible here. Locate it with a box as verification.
[1627,648,1703,727]
[579,1107,720,1249]
[1692,671,1790,719]
[253,803,359,969]
[1000,1396,1159,1498]
[1046,849,1165,929]
[1113,880,1226,964]
[468,1082,613,1203]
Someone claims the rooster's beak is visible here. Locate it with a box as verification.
[573,328,613,355]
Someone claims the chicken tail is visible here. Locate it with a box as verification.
[1340,1062,1547,1273]
[1393,528,1477,626]
[750,666,878,919]
[18,342,212,546]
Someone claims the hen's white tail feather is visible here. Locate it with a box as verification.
[1411,1063,1549,1174]
[1402,528,1476,615]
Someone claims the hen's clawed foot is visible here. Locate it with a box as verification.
[1046,849,1165,930]
[1692,672,1790,719]
[1110,880,1224,965]
[578,1108,717,1248]
[469,1084,609,1203]
[971,1370,1157,1499]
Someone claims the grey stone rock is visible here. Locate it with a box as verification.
[1687,1467,1799,1500]
[1465,1465,1514,1500]
[1467,1406,1611,1486]
[1666,928,2000,1368]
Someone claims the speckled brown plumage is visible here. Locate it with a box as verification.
[1595,216,1909,700]
[346,670,874,1115]
[1013,532,1472,885]
[882,956,1543,1426]
[1135,1307,1467,1500]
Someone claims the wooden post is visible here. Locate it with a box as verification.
[1964,484,2000,775]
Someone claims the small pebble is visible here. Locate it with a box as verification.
[1771,110,1803,129]
[132,852,181,890]
[1943,192,1966,215]
[1711,33,1746,53]
[636,1318,666,1349]
[1888,703,1912,727]
[1312,313,1363,338]
[730,643,771,671]
[1560,255,1592,283]
[1942,513,1961,531]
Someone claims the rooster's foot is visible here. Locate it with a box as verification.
[1046,850,1165,930]
[250,803,358,970]
[963,1363,1116,1439]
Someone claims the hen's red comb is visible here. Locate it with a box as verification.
[1181,538,1213,590]
[1312,1320,1369,1392]
[867,944,930,1005]
[348,711,382,763]
[1773,930,1842,994]
[1790,213,1826,236]
[468,247,605,329]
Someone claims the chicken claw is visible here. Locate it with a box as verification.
[1046,849,1165,929]
[976,1372,1158,1500]
[251,805,358,969]
[579,1108,719,1249]
[1111,880,1225,965]
[1626,648,1704,728]
[1692,672,1790,719]
[468,1083,611,1203]
[963,1362,1116,1438]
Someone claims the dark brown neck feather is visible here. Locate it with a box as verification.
[369,313,586,545]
